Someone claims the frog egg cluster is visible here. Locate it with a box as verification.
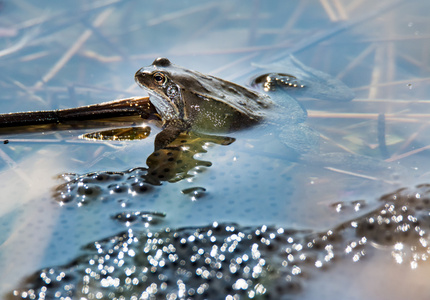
[353,184,430,266]
[12,184,430,299]
[11,223,334,300]
[112,211,166,227]
[53,168,154,207]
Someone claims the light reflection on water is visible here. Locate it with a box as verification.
[1,0,430,299]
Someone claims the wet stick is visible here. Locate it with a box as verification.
[0,97,155,127]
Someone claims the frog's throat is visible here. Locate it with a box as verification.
[148,92,182,121]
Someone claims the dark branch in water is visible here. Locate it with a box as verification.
[0,97,158,128]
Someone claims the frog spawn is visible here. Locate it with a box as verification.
[112,211,166,228]
[11,184,430,299]
[10,223,336,300]
[54,168,154,207]
[54,132,234,207]
[354,184,430,266]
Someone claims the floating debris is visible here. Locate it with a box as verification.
[181,187,206,201]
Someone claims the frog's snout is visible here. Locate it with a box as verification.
[135,68,146,86]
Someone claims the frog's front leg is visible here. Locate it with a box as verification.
[154,119,190,151]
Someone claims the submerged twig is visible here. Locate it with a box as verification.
[392,123,429,156]
[33,8,114,89]
[308,111,430,123]
[385,144,430,162]
[337,44,376,79]
[377,113,389,159]
[332,0,348,20]
[325,166,396,184]
[0,147,32,183]
[146,2,217,26]
[354,77,430,91]
[319,0,339,22]
[319,133,358,154]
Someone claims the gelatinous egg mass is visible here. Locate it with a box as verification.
[10,185,430,299]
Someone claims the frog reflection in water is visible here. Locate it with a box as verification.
[134,57,322,154]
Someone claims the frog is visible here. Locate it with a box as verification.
[135,57,318,153]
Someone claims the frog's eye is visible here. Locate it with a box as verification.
[153,72,167,85]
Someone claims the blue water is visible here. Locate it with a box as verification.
[1,0,430,299]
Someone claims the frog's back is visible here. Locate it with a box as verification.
[192,71,272,118]
[168,65,274,121]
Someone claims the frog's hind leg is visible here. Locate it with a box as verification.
[270,92,308,124]
[280,123,320,154]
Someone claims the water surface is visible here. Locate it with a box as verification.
[1,0,430,299]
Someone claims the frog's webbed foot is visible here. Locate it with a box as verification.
[251,72,303,93]
[251,73,308,124]
[252,54,355,102]
[280,123,320,154]
[154,120,190,151]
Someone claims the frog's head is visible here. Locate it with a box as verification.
[135,58,185,121]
